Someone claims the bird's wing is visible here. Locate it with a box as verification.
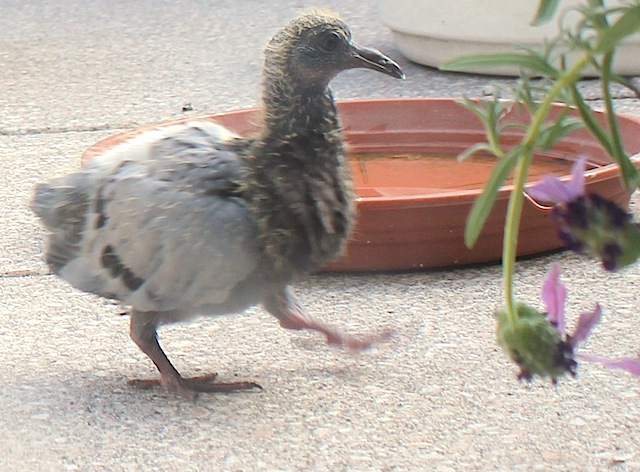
[33,121,261,314]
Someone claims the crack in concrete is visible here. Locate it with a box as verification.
[0,123,139,136]
[1,269,52,278]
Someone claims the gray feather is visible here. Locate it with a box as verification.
[33,121,263,315]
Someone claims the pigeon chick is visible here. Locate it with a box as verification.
[31,10,404,400]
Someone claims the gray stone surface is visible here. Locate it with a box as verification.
[2,0,640,470]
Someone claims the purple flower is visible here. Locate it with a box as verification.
[527,158,640,271]
[577,354,640,375]
[496,261,584,383]
[497,263,640,383]
[541,263,640,378]
[527,157,586,204]
[541,263,602,350]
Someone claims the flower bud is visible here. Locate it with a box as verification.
[496,303,576,382]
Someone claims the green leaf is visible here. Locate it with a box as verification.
[501,122,530,133]
[464,145,523,248]
[570,85,640,189]
[596,5,640,53]
[457,143,494,162]
[616,153,640,189]
[458,97,508,157]
[569,85,614,156]
[531,0,562,26]
[459,96,490,123]
[539,117,584,150]
[441,52,559,77]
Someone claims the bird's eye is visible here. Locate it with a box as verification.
[319,31,341,52]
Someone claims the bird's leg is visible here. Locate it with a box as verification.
[263,288,392,352]
[128,310,198,399]
[128,310,261,400]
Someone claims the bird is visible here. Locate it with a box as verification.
[31,9,404,400]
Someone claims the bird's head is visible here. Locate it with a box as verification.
[264,10,404,91]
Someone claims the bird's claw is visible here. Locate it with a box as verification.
[323,328,394,352]
[128,373,262,401]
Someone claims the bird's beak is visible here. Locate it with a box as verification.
[347,42,405,79]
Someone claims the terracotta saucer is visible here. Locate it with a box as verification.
[82,98,640,272]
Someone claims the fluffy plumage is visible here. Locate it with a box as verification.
[31,10,403,400]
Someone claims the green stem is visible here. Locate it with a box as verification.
[502,53,590,321]
[502,153,533,317]
[601,52,626,165]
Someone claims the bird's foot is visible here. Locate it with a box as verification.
[264,289,393,352]
[128,373,262,401]
[278,314,393,352]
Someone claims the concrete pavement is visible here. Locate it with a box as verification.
[2,1,640,470]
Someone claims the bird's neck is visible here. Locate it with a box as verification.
[245,80,356,277]
[259,80,339,141]
[254,79,347,187]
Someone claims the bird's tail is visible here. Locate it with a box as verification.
[31,173,92,273]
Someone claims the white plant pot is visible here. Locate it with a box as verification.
[379,0,640,76]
